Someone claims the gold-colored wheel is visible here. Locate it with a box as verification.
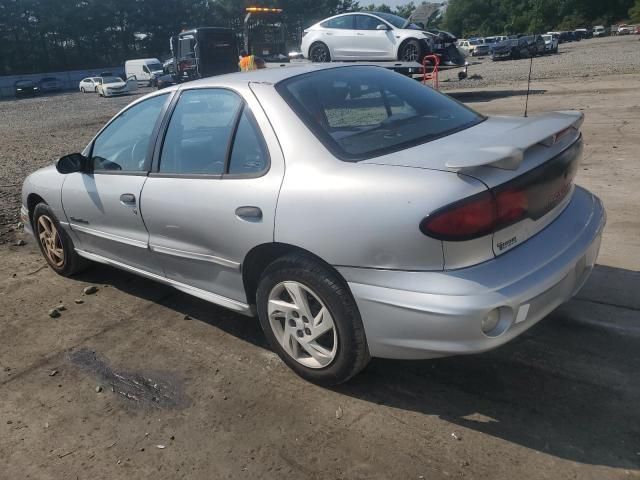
[37,214,65,268]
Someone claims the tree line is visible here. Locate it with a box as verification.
[443,0,639,38]
[1,0,638,75]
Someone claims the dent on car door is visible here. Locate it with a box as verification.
[141,87,284,304]
[61,93,171,273]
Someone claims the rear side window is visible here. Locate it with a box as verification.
[159,89,241,175]
[321,16,354,29]
[228,110,268,175]
[276,66,484,161]
[159,88,269,176]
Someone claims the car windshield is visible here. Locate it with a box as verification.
[469,39,483,45]
[148,63,163,71]
[16,80,34,87]
[372,12,420,30]
[276,66,484,161]
[103,77,122,84]
[542,35,551,40]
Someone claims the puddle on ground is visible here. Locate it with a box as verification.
[68,348,190,409]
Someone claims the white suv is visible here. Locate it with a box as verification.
[301,11,433,62]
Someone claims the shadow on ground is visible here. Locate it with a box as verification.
[75,263,640,470]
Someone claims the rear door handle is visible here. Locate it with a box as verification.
[235,206,262,222]
[120,193,136,204]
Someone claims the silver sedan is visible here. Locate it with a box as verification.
[21,65,605,385]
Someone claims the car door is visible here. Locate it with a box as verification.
[321,15,357,59]
[140,87,284,304]
[61,92,172,274]
[353,15,395,59]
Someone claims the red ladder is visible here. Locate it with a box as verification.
[422,54,440,89]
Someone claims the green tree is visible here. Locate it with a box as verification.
[630,0,640,22]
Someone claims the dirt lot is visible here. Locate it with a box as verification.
[1,37,640,479]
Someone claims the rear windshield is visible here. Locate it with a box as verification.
[276,66,484,161]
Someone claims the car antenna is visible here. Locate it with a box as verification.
[524,55,534,117]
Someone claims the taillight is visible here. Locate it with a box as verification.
[420,191,496,241]
[420,188,530,241]
[495,188,528,225]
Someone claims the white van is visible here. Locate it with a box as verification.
[125,58,164,86]
[593,26,606,37]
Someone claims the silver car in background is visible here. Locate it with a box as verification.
[21,65,605,385]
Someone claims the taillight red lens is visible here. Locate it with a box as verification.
[495,188,528,226]
[420,191,496,241]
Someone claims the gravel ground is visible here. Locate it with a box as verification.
[439,35,640,90]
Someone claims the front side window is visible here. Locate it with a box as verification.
[91,94,168,172]
[355,15,386,30]
[277,66,484,161]
[159,89,242,175]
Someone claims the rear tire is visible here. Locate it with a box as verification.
[309,42,331,62]
[33,203,88,277]
[399,39,423,62]
[80,87,85,93]
[256,254,370,386]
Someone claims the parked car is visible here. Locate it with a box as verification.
[95,76,138,97]
[79,77,101,93]
[14,80,39,98]
[39,76,64,92]
[20,65,605,385]
[125,58,164,86]
[301,11,455,63]
[574,28,591,40]
[542,34,559,53]
[593,25,606,37]
[491,38,530,60]
[458,38,490,56]
[521,35,546,56]
[617,25,632,35]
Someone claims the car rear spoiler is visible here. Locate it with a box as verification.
[445,111,584,171]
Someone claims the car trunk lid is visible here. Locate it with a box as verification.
[363,111,584,267]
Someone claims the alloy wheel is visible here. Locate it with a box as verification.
[267,281,337,369]
[310,45,328,62]
[37,215,64,268]
[402,43,419,62]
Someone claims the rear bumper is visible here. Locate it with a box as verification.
[338,186,605,360]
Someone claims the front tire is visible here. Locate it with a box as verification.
[309,42,331,62]
[399,39,423,62]
[256,254,370,386]
[33,203,87,276]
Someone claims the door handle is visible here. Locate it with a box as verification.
[235,206,262,222]
[120,193,136,204]
[356,32,365,35]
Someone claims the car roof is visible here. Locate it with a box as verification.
[178,63,375,89]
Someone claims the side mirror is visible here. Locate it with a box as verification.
[56,153,87,174]
[376,24,390,31]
